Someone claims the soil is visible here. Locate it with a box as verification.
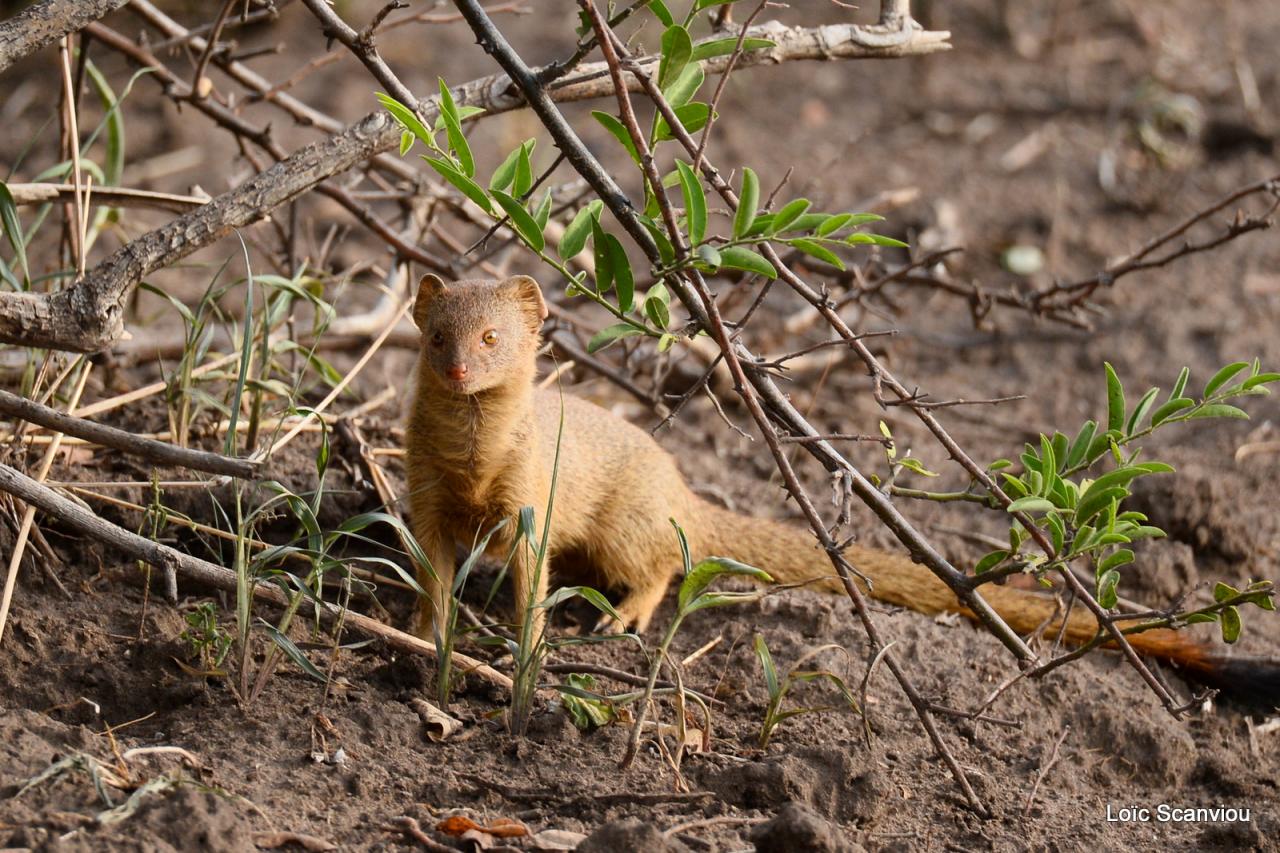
[2,1,1279,851]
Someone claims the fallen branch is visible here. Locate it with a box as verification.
[0,388,261,480]
[0,462,511,691]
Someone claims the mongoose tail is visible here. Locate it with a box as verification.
[692,498,1280,706]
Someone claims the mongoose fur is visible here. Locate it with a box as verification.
[406,274,1279,702]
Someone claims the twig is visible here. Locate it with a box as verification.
[0,389,261,479]
[1022,726,1070,817]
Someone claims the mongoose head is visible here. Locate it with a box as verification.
[412,274,548,394]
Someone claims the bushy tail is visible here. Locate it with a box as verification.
[690,498,1280,707]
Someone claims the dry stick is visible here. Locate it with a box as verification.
[59,37,86,280]
[0,0,128,73]
[1022,726,1070,817]
[0,463,511,689]
[188,0,236,101]
[73,352,239,419]
[0,389,260,479]
[0,362,90,646]
[0,18,948,352]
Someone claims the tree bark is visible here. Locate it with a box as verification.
[0,0,128,73]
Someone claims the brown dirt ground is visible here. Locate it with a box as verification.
[2,1,1279,851]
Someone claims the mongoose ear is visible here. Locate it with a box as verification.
[504,275,548,328]
[413,274,448,331]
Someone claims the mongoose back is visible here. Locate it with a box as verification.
[406,274,1279,703]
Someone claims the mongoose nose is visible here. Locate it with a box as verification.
[445,363,468,381]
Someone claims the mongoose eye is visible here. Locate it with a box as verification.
[431,332,445,347]
[481,329,499,346]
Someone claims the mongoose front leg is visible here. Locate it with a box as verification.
[509,536,550,642]
[599,578,670,635]
[413,525,457,643]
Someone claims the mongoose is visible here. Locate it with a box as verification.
[407,274,1278,701]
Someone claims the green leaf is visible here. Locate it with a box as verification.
[754,634,780,697]
[770,199,811,234]
[1008,496,1056,513]
[514,141,535,198]
[490,142,523,193]
[1098,548,1134,576]
[260,622,327,683]
[1065,420,1096,469]
[654,102,711,142]
[718,246,776,278]
[1203,361,1250,397]
[662,63,704,108]
[974,550,1009,574]
[675,160,707,246]
[602,231,634,312]
[644,282,671,329]
[538,585,625,626]
[1125,387,1160,434]
[1047,512,1066,554]
[587,322,644,353]
[678,556,771,613]
[375,92,434,148]
[1243,372,1280,390]
[0,182,28,285]
[689,35,774,62]
[399,130,414,155]
[1150,397,1195,426]
[659,25,693,89]
[1220,605,1241,643]
[733,167,759,238]
[648,0,674,26]
[1184,613,1218,625]
[1213,581,1238,603]
[559,674,619,730]
[896,456,938,477]
[683,588,769,615]
[84,60,125,185]
[1096,569,1121,609]
[1104,362,1125,434]
[491,189,545,252]
[591,217,613,293]
[592,111,640,163]
[437,78,474,177]
[1073,486,1127,526]
[1188,403,1250,420]
[558,200,602,260]
[423,157,493,214]
[789,238,844,270]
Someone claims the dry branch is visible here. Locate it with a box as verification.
[0,389,260,480]
[6,183,207,214]
[0,461,512,690]
[0,19,950,352]
[0,0,127,73]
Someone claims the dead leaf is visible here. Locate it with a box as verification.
[410,698,462,741]
[436,815,529,839]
